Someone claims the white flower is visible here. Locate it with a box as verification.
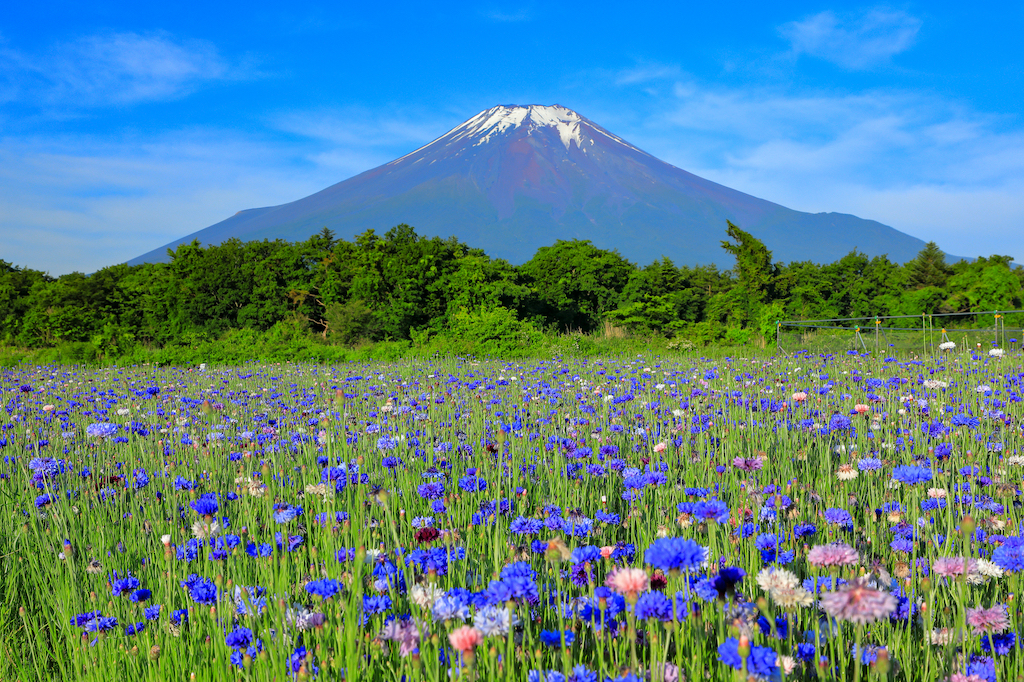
[770,585,816,609]
[938,341,956,351]
[923,380,948,389]
[930,628,961,645]
[990,348,1005,357]
[1007,455,1024,466]
[191,519,220,539]
[976,385,992,394]
[409,583,443,609]
[756,567,799,592]
[972,558,1004,580]
[837,465,859,481]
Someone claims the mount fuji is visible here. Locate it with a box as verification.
[128,104,934,267]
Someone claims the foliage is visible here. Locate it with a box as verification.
[2,225,1023,361]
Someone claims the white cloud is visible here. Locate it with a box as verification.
[611,81,1024,261]
[780,8,922,69]
[0,108,463,275]
[614,63,682,86]
[0,131,334,275]
[0,31,242,108]
[482,8,534,22]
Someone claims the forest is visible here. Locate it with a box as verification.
[2,222,1022,363]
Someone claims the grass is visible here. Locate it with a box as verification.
[0,345,1021,681]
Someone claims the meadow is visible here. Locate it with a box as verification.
[1,345,1022,682]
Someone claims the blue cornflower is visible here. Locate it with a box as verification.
[432,594,470,620]
[82,616,118,632]
[717,638,777,677]
[225,626,253,649]
[124,622,145,636]
[981,632,1016,656]
[110,571,141,597]
[273,504,303,524]
[538,630,575,647]
[510,516,543,535]
[190,493,218,516]
[129,588,151,603]
[187,577,218,604]
[417,482,444,499]
[824,508,853,527]
[362,594,392,615]
[305,578,341,600]
[644,537,707,572]
[85,423,118,438]
[71,611,103,627]
[892,465,932,485]
[992,536,1024,573]
[458,475,487,492]
[794,523,817,538]
[634,592,672,621]
[692,499,730,523]
[711,567,745,599]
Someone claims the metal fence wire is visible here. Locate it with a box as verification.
[776,310,1024,356]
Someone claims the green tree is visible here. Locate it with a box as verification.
[905,241,951,290]
[719,221,775,326]
[519,240,633,332]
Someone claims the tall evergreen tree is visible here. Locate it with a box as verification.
[719,221,775,324]
[905,241,951,290]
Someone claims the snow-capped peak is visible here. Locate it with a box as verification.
[387,104,650,166]
[449,104,585,150]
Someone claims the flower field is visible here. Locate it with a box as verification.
[2,347,1023,681]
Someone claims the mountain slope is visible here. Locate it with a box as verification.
[128,104,934,267]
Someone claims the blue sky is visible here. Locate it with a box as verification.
[3,1,1023,274]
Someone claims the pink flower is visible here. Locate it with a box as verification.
[807,543,858,567]
[949,675,986,682]
[732,456,763,472]
[854,404,870,414]
[605,567,650,598]
[447,626,483,654]
[966,605,1010,633]
[381,618,421,657]
[932,557,975,579]
[792,392,808,402]
[600,546,615,559]
[653,442,667,453]
[820,580,897,624]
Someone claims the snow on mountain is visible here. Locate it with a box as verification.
[127,104,936,268]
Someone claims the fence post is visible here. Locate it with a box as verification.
[922,313,926,357]
[874,316,879,355]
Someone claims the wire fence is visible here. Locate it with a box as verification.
[777,310,1024,356]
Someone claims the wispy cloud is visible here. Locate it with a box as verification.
[614,63,683,86]
[0,131,332,274]
[481,8,534,23]
[779,8,922,69]
[607,76,1024,260]
[0,31,247,108]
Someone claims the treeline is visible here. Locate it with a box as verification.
[2,222,1022,360]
